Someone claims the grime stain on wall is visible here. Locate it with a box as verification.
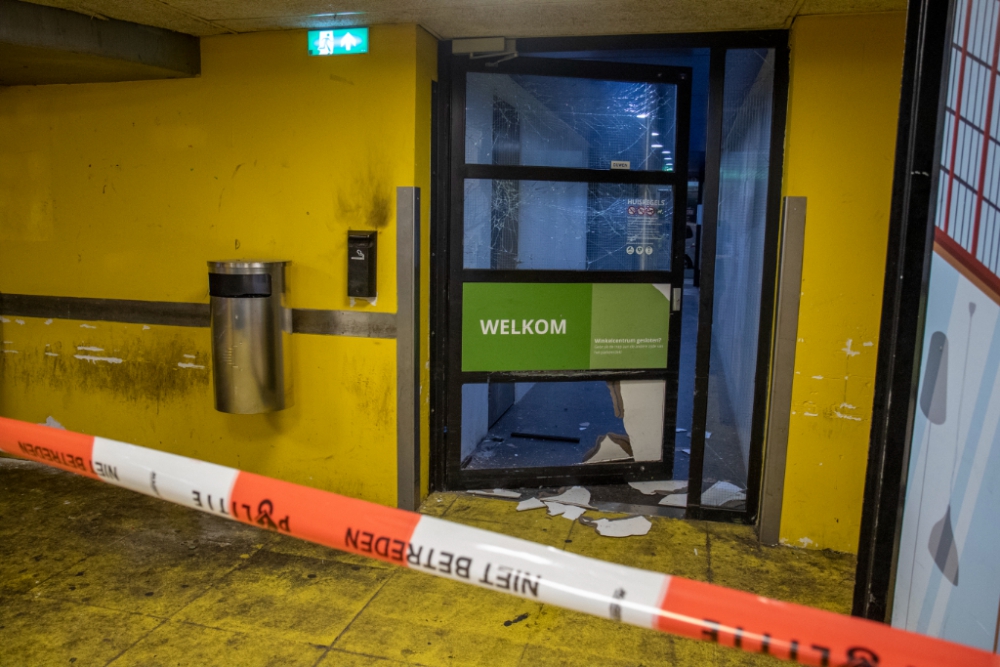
[0,319,209,406]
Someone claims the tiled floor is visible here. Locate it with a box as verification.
[0,458,857,666]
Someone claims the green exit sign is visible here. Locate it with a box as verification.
[308,28,369,56]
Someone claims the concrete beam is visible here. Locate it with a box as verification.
[0,0,199,85]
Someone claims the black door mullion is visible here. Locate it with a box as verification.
[462,269,674,283]
[445,58,471,485]
[686,46,727,515]
[463,55,692,85]
[461,370,671,383]
[465,164,684,186]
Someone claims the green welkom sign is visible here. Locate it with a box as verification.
[461,283,671,372]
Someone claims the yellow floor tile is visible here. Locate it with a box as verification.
[0,532,95,596]
[333,568,540,667]
[565,510,709,580]
[173,548,396,645]
[32,522,265,617]
[441,495,574,547]
[521,603,674,663]
[318,648,433,666]
[704,522,856,613]
[516,642,666,667]
[0,594,162,666]
[111,620,326,667]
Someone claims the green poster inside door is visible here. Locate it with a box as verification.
[461,283,671,371]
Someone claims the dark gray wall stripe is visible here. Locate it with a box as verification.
[0,293,209,327]
[292,308,396,339]
[0,294,397,339]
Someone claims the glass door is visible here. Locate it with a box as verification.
[443,56,692,490]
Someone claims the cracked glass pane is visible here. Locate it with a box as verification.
[461,380,666,469]
[701,48,776,510]
[466,73,677,172]
[464,179,674,270]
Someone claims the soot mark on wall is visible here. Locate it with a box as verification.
[0,336,210,404]
[335,162,391,231]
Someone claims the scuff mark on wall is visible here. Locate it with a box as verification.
[80,324,97,329]
[832,403,862,421]
[177,362,205,369]
[74,355,124,364]
[76,346,104,352]
[1,331,210,404]
[842,339,860,357]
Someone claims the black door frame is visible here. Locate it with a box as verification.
[687,43,790,523]
[443,55,692,490]
[852,0,954,622]
[431,31,790,516]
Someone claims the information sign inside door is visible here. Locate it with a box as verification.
[625,198,668,257]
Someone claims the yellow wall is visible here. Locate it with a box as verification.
[0,26,437,506]
[779,12,906,552]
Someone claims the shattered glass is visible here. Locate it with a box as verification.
[461,380,666,470]
[466,73,678,172]
[463,179,674,271]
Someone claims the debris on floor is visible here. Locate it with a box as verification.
[627,480,688,495]
[503,486,664,537]
[585,515,653,537]
[540,486,594,509]
[703,481,746,507]
[468,488,522,498]
[545,503,587,520]
[659,493,688,507]
[38,416,64,429]
[516,497,546,511]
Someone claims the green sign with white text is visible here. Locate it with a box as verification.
[307,28,369,56]
[461,283,671,372]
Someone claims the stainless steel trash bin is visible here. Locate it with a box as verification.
[208,261,290,414]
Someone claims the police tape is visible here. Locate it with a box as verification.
[0,415,996,667]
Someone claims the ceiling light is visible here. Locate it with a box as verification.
[651,132,659,136]
[651,144,663,148]
[636,113,650,119]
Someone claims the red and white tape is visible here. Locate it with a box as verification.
[1,416,996,667]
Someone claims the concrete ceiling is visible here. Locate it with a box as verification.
[19,0,907,39]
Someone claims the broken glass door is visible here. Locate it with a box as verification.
[445,57,691,488]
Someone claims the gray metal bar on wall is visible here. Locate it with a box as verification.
[758,196,807,545]
[0,294,397,339]
[396,187,421,511]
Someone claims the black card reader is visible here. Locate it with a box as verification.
[347,231,377,298]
